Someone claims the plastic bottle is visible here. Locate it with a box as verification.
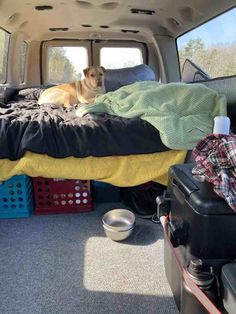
[213,116,230,135]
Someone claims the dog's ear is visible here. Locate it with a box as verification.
[83,67,90,77]
[100,66,106,73]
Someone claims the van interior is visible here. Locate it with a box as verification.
[0,1,236,313]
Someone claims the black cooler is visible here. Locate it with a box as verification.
[163,163,236,313]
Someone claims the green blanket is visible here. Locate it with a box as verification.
[77,81,227,150]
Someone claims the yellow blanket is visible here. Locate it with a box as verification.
[0,150,187,186]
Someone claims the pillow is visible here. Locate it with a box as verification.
[104,64,156,92]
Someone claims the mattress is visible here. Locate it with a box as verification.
[0,87,186,186]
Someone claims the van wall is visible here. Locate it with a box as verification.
[3,31,181,87]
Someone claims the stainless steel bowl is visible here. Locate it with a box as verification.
[102,209,135,232]
[103,224,134,241]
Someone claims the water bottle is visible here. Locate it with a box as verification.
[213,116,230,135]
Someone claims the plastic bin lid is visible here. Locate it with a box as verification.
[169,164,234,215]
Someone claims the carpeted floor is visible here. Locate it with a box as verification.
[0,203,178,314]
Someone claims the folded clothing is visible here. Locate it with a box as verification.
[192,134,236,212]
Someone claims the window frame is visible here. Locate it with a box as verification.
[0,26,10,84]
[175,5,236,79]
[41,40,91,84]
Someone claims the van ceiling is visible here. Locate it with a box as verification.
[0,0,235,41]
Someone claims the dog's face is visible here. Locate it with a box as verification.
[83,66,106,89]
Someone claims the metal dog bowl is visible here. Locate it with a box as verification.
[102,209,135,232]
[102,209,135,241]
[103,224,134,241]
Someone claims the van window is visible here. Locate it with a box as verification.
[47,46,88,83]
[177,7,236,78]
[0,28,10,83]
[19,41,28,83]
[100,47,143,69]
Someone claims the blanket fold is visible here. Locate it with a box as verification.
[77,81,227,150]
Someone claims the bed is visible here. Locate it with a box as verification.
[0,64,226,186]
[0,89,187,186]
[0,65,188,186]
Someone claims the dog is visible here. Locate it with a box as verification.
[38,66,106,107]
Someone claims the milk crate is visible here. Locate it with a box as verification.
[33,177,93,215]
[0,175,34,218]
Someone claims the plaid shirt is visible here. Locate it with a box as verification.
[192,134,236,213]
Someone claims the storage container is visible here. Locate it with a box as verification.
[221,263,236,314]
[33,177,92,214]
[164,163,236,313]
[168,163,236,259]
[0,175,34,218]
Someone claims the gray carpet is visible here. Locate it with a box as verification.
[0,203,178,314]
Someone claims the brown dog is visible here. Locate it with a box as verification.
[38,66,106,107]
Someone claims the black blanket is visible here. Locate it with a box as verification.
[0,98,169,161]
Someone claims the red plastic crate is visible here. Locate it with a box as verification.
[33,177,93,215]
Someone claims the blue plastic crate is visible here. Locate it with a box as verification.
[0,175,34,218]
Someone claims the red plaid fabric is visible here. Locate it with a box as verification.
[192,134,236,213]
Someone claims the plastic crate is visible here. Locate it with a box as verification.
[33,177,93,215]
[0,175,34,218]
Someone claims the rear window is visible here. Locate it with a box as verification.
[0,28,10,83]
[100,47,143,69]
[47,46,88,83]
[177,7,236,78]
